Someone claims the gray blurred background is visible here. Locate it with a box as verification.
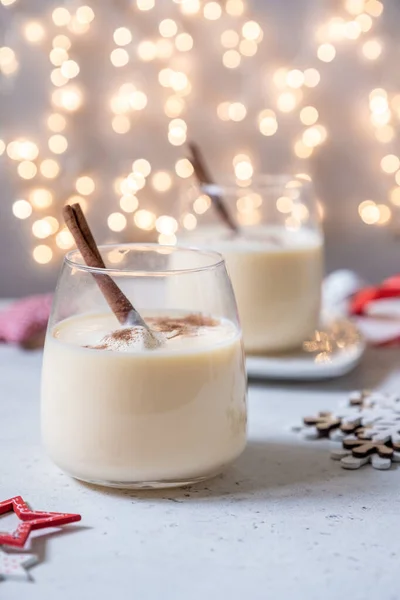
[1,0,400,297]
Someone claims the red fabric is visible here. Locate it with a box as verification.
[350,277,400,316]
[0,294,53,344]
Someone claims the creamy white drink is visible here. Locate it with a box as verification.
[41,312,247,487]
[180,226,324,353]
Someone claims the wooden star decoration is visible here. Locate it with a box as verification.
[0,496,81,548]
[0,549,38,581]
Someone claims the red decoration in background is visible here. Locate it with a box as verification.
[0,496,81,548]
[0,294,52,345]
[350,275,400,316]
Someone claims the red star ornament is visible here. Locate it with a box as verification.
[0,496,81,548]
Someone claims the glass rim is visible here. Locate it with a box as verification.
[64,243,225,277]
[199,174,313,196]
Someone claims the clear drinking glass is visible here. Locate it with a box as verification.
[41,244,247,489]
[179,176,324,354]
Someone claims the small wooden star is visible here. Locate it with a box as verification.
[343,437,396,459]
[0,496,81,548]
[303,412,341,437]
[0,549,38,581]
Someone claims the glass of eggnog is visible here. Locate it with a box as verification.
[179,175,324,354]
[41,244,247,489]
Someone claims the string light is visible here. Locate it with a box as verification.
[24,22,46,44]
[136,0,155,10]
[381,154,400,174]
[344,21,361,40]
[221,30,239,49]
[0,47,18,75]
[242,21,263,42]
[159,19,178,37]
[137,40,157,61]
[358,200,379,224]
[158,234,177,245]
[277,92,297,112]
[33,245,53,264]
[52,7,71,27]
[175,33,193,51]
[217,102,230,121]
[175,158,194,178]
[40,159,60,179]
[317,43,336,62]
[182,213,197,230]
[203,2,222,20]
[56,229,74,249]
[134,209,156,230]
[120,194,139,213]
[12,200,32,219]
[52,86,83,111]
[223,50,241,69]
[302,125,327,147]
[60,60,80,79]
[110,48,129,67]
[17,161,37,179]
[365,1,384,18]
[234,157,253,180]
[76,176,95,195]
[294,140,313,159]
[52,35,71,50]
[151,171,172,192]
[303,68,320,87]
[43,216,59,234]
[345,0,365,15]
[193,194,211,214]
[108,212,127,231]
[300,106,319,125]
[356,14,373,32]
[286,69,304,88]
[112,115,131,133]
[276,196,293,213]
[362,39,382,60]
[225,0,245,17]
[29,188,53,209]
[258,109,278,136]
[389,187,400,206]
[179,0,200,15]
[47,113,67,133]
[156,215,178,235]
[164,96,185,117]
[228,102,247,122]
[130,91,147,110]
[76,6,95,24]
[377,204,391,225]
[32,219,53,239]
[113,27,132,46]
[48,134,68,154]
[5,0,395,248]
[132,159,151,176]
[239,40,258,56]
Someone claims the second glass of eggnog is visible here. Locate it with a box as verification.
[179,176,324,354]
[41,245,247,489]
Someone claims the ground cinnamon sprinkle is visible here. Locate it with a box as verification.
[86,314,218,350]
[148,314,218,338]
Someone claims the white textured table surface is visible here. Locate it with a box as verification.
[1,344,400,600]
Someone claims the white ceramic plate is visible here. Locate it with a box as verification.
[246,317,366,381]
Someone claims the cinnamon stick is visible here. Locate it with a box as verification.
[188,141,239,233]
[63,204,145,328]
